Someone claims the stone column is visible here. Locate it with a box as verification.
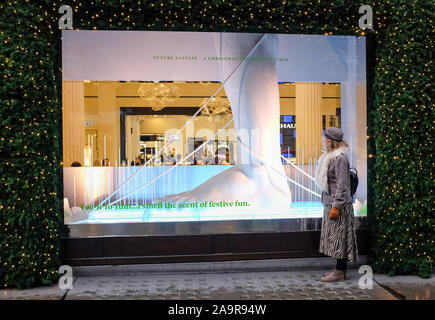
[62,81,85,167]
[295,83,323,164]
[96,82,119,166]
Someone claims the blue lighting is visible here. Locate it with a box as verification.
[283,115,293,123]
[83,201,325,224]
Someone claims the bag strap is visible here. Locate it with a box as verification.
[350,167,358,175]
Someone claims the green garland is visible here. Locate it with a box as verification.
[369,0,434,278]
[0,0,433,288]
[0,3,64,288]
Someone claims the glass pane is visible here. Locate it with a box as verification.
[62,31,367,235]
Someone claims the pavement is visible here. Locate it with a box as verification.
[1,259,434,300]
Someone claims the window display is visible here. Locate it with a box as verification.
[62,31,367,228]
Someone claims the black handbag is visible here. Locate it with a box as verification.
[349,167,359,197]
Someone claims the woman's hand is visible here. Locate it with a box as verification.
[329,207,339,219]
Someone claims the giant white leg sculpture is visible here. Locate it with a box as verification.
[162,33,292,211]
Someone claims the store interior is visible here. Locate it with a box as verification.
[62,81,343,224]
[63,81,341,168]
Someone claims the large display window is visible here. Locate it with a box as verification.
[62,31,367,236]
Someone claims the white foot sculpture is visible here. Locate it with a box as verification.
[160,33,291,212]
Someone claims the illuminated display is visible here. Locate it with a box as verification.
[62,31,367,226]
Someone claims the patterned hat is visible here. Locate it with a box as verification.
[324,127,344,142]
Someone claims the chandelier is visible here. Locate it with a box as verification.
[138,82,180,111]
[201,96,232,122]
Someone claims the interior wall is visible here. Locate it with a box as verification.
[64,81,341,166]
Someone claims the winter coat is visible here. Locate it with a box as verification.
[315,147,353,210]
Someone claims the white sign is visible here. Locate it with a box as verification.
[63,30,358,83]
[280,123,296,129]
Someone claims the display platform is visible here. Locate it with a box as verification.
[68,201,323,225]
[62,226,369,266]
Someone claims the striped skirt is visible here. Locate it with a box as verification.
[319,203,358,263]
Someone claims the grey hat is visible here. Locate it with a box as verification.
[324,127,344,142]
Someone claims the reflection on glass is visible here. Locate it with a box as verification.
[61,31,367,229]
[62,81,351,224]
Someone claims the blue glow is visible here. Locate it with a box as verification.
[73,201,325,225]
[283,115,293,123]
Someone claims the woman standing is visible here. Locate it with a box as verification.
[315,127,358,282]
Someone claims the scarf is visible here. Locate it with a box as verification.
[315,146,349,194]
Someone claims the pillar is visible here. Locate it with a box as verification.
[96,82,119,166]
[295,83,323,164]
[62,81,85,167]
